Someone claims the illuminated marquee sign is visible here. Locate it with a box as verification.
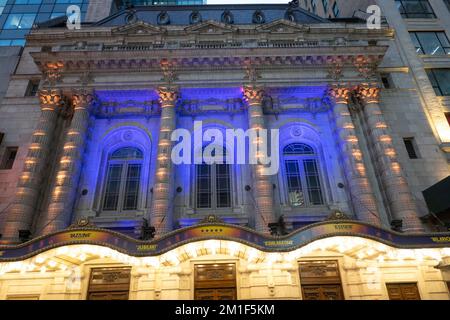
[0,221,450,261]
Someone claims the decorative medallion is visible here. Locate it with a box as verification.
[123,130,134,141]
[290,126,303,138]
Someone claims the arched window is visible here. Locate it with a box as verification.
[196,147,231,209]
[102,147,143,212]
[283,143,324,207]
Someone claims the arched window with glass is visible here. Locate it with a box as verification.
[283,143,324,207]
[196,146,232,209]
[102,147,143,212]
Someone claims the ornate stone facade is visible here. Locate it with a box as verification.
[0,4,449,300]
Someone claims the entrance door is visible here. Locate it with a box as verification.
[386,283,421,300]
[87,267,131,300]
[194,263,237,300]
[299,260,345,300]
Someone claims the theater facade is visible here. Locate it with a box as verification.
[0,4,450,300]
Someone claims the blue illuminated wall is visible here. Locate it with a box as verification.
[73,85,380,233]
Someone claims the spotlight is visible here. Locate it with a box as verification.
[245,185,251,191]
[390,220,403,232]
[337,183,345,189]
[18,230,31,243]
[176,186,182,193]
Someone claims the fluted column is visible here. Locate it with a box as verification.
[243,85,275,233]
[151,86,178,236]
[38,90,94,235]
[328,85,381,226]
[2,90,63,242]
[357,83,424,232]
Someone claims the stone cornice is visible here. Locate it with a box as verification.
[25,19,394,44]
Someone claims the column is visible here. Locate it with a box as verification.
[328,85,381,226]
[243,85,276,233]
[151,86,178,236]
[357,83,424,232]
[2,90,63,242]
[38,89,94,235]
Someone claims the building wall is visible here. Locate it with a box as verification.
[0,239,449,300]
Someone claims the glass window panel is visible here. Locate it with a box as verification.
[409,33,424,54]
[111,147,143,159]
[427,69,450,96]
[416,32,444,54]
[303,159,324,205]
[4,14,21,29]
[103,164,123,211]
[123,164,141,210]
[285,160,305,207]
[216,164,231,208]
[19,14,35,29]
[196,164,211,208]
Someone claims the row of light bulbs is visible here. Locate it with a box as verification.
[1,238,449,276]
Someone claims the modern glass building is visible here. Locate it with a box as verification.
[0,0,89,46]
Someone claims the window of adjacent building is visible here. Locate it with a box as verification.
[445,112,450,126]
[3,13,36,30]
[386,283,421,300]
[311,0,317,14]
[25,80,39,97]
[426,69,450,96]
[283,143,324,207]
[1,147,18,170]
[332,2,339,17]
[395,0,436,18]
[196,147,231,209]
[403,137,420,159]
[14,0,42,4]
[381,73,394,89]
[322,0,328,12]
[410,31,450,55]
[0,0,6,15]
[444,0,450,11]
[102,147,143,212]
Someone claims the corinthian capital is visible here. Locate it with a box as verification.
[356,84,381,104]
[158,86,179,106]
[328,85,350,104]
[72,89,95,111]
[243,85,265,105]
[39,89,63,109]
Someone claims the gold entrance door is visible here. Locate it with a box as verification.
[194,263,237,300]
[299,260,345,300]
[386,283,421,300]
[87,267,131,300]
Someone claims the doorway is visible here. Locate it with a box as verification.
[299,260,344,300]
[87,267,131,300]
[194,263,237,300]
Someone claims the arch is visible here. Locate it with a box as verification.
[93,126,153,217]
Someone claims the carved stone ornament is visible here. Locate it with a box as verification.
[326,210,352,221]
[68,217,96,229]
[199,215,225,224]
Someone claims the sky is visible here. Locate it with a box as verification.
[207,0,290,4]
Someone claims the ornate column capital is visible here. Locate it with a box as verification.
[356,83,381,104]
[328,85,351,104]
[243,85,265,105]
[71,89,95,111]
[39,89,64,110]
[157,86,179,107]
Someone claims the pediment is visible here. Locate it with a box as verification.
[184,20,237,34]
[256,19,309,34]
[112,21,165,35]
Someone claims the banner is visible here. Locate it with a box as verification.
[1,220,450,261]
